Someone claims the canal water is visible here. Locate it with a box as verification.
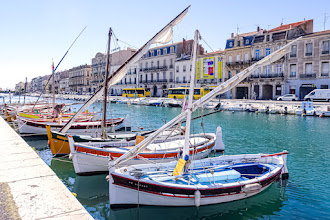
[4,95,330,219]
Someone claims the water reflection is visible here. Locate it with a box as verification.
[110,182,287,220]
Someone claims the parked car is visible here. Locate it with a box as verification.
[277,94,298,101]
[304,89,330,102]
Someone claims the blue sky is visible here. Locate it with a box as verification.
[1,0,329,89]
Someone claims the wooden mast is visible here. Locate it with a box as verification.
[102,28,112,139]
[52,61,55,115]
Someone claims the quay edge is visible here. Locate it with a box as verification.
[0,117,93,219]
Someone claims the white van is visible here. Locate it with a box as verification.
[304,89,330,102]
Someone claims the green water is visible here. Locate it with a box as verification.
[22,102,330,219]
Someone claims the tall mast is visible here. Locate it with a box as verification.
[23,77,27,104]
[52,61,55,115]
[182,30,199,160]
[102,28,112,139]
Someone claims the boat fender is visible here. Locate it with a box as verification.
[194,190,201,207]
[69,153,73,160]
[214,126,225,152]
[243,183,261,194]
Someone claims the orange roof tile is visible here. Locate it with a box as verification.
[268,19,313,32]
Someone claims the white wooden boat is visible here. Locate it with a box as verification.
[163,99,182,108]
[17,116,128,135]
[109,151,288,208]
[68,132,217,175]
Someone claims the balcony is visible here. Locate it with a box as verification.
[227,61,251,67]
[250,73,284,79]
[142,66,168,72]
[169,79,174,82]
[157,79,168,83]
[321,73,329,77]
[290,53,297,58]
[322,50,329,54]
[305,52,312,56]
[300,73,316,78]
[169,65,174,69]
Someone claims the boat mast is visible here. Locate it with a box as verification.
[23,77,27,105]
[102,28,112,139]
[31,27,86,112]
[52,61,55,115]
[182,30,199,160]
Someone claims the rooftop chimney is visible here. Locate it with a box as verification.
[257,26,260,32]
[231,33,234,38]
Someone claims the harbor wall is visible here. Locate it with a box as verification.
[0,117,93,219]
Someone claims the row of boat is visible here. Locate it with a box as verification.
[3,6,300,209]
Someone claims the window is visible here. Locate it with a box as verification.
[170,72,173,80]
[305,43,312,56]
[170,58,173,65]
[157,61,159,68]
[305,63,312,74]
[176,77,179,83]
[170,47,174,53]
[237,41,240,47]
[228,71,232,79]
[157,72,159,81]
[276,85,281,96]
[176,66,179,72]
[265,65,270,74]
[163,59,166,66]
[321,62,329,76]
[228,56,232,64]
[151,61,153,68]
[290,45,297,57]
[266,48,270,56]
[322,41,329,54]
[151,51,154,57]
[266,35,270,42]
[255,49,260,59]
[163,72,166,80]
[183,65,186,72]
[236,54,240,62]
[145,74,148,81]
[244,53,249,62]
[157,49,161,55]
[145,62,148,68]
[164,48,167,55]
[183,76,186,83]
[290,64,296,77]
[276,64,282,73]
[151,73,153,82]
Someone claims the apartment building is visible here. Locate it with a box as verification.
[68,64,92,93]
[250,20,313,100]
[286,30,330,99]
[91,48,136,93]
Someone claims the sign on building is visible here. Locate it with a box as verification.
[203,57,215,79]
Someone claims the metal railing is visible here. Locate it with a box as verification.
[300,73,316,78]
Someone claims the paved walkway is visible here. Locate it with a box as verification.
[0,117,93,219]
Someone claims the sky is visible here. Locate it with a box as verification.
[1,0,329,90]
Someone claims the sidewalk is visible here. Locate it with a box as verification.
[0,117,93,219]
